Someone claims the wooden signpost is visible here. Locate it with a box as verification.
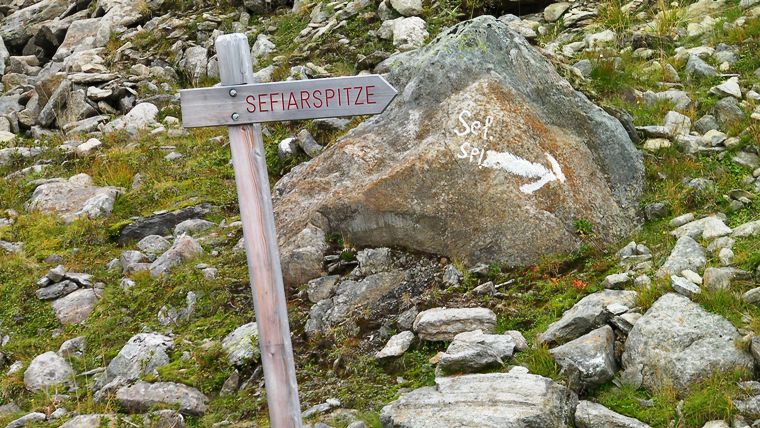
[179,34,397,427]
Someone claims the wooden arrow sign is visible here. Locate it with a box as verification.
[180,75,397,127]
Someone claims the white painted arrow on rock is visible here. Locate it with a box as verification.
[481,151,566,194]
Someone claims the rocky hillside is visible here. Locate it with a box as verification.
[0,0,759,426]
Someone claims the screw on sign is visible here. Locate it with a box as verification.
[179,34,397,427]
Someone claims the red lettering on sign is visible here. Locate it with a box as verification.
[246,95,256,113]
[353,86,365,105]
[300,90,311,108]
[258,94,268,112]
[313,89,323,108]
[287,92,298,110]
[325,89,335,107]
[366,85,376,104]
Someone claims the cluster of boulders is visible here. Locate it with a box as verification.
[2,320,265,427]
[304,247,450,336]
[35,264,102,325]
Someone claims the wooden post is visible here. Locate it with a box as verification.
[216,34,303,427]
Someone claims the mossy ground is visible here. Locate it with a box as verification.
[1,0,760,426]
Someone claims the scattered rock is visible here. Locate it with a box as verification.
[622,293,753,393]
[375,331,415,359]
[28,173,121,223]
[413,307,497,341]
[24,351,74,391]
[671,275,701,298]
[656,236,706,279]
[96,333,173,390]
[116,381,209,416]
[150,235,204,277]
[307,275,341,303]
[437,329,515,374]
[537,290,637,347]
[51,289,100,325]
[222,322,260,367]
[574,400,651,427]
[550,326,617,391]
[5,412,47,428]
[380,368,578,427]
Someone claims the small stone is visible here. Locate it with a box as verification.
[670,213,695,227]
[710,76,742,98]
[116,381,208,416]
[503,330,528,352]
[743,287,760,305]
[5,413,47,428]
[544,2,572,22]
[671,275,701,298]
[375,331,415,359]
[24,351,75,391]
[74,138,103,156]
[222,322,259,366]
[549,326,617,390]
[296,129,323,158]
[438,329,515,374]
[681,270,702,285]
[278,137,299,159]
[413,307,497,341]
[389,0,423,16]
[602,272,631,289]
[644,202,669,220]
[719,248,734,266]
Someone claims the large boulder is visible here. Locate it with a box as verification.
[380,367,578,427]
[273,16,644,286]
[537,290,637,347]
[621,293,754,393]
[24,351,75,392]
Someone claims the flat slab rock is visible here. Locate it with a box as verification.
[273,15,643,286]
[116,381,208,416]
[380,367,578,427]
[538,290,637,347]
[622,293,753,393]
[413,307,497,341]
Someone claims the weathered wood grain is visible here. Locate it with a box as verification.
[216,33,303,427]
